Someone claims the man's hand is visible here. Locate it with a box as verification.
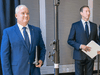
[35,60,43,68]
[81,45,91,52]
[97,51,100,54]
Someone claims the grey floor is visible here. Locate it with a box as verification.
[42,72,98,75]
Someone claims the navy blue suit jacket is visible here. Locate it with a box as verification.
[67,20,99,60]
[1,24,46,75]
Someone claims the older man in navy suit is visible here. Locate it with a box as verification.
[67,5,100,75]
[1,5,46,75]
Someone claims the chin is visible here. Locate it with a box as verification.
[24,21,29,23]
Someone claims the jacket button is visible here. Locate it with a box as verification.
[28,62,30,64]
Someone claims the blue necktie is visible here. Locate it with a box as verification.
[99,25,100,40]
[23,27,30,49]
[85,22,89,39]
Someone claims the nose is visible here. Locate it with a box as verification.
[25,13,28,17]
[87,11,90,15]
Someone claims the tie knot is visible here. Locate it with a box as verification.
[23,27,27,30]
[85,22,87,25]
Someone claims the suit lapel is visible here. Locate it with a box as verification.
[14,24,29,50]
[89,22,93,39]
[80,20,85,33]
[81,21,93,41]
[79,20,89,42]
[29,25,34,53]
[80,20,87,37]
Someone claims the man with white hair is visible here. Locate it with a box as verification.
[1,5,46,75]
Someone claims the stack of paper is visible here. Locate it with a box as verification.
[82,40,100,59]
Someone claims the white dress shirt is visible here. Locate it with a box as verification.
[17,23,31,44]
[81,19,90,34]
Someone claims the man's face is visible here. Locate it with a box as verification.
[80,7,90,21]
[15,6,30,26]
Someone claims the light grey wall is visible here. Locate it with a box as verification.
[46,0,88,66]
[45,0,54,66]
[20,0,40,27]
[93,0,100,62]
[93,0,100,26]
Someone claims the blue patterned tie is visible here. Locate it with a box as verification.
[23,27,30,49]
[85,22,89,39]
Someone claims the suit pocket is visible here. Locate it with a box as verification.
[11,61,18,66]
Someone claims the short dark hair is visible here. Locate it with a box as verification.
[80,5,89,12]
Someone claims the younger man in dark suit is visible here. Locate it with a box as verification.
[67,5,99,75]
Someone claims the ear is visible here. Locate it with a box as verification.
[80,12,82,16]
[15,14,17,18]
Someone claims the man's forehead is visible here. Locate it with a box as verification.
[19,6,27,9]
[83,7,90,10]
[18,6,29,12]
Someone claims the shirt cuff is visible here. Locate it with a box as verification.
[79,44,82,49]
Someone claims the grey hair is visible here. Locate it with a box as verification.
[15,5,28,14]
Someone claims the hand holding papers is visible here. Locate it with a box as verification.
[82,40,100,59]
[83,46,91,52]
[97,51,100,54]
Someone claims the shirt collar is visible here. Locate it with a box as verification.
[17,23,29,30]
[81,19,89,25]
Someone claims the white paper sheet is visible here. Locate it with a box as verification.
[82,40,100,59]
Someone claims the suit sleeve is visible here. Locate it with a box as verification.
[1,29,12,75]
[67,23,81,50]
[38,28,46,63]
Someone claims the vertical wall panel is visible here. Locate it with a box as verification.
[93,0,100,26]
[45,0,54,65]
[46,0,88,65]
[93,0,100,63]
